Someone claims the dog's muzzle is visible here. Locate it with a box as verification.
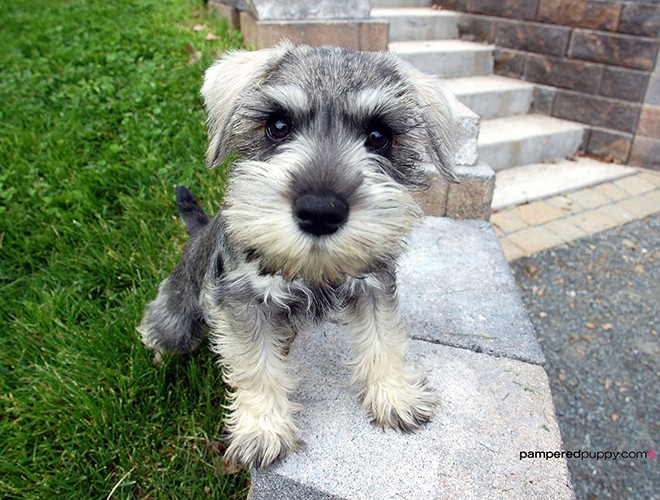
[293,192,349,236]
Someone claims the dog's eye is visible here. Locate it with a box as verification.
[266,115,292,141]
[365,124,392,153]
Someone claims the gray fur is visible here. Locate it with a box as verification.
[139,43,457,469]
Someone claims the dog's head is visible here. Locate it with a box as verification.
[201,43,458,283]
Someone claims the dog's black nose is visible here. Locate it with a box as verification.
[293,192,349,236]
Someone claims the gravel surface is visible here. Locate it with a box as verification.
[510,214,659,499]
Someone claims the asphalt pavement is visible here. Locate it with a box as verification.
[510,213,659,499]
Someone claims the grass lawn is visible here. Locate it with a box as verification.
[0,0,248,496]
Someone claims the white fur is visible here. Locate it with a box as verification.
[202,279,302,468]
[345,289,438,430]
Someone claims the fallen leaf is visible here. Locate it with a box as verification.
[192,24,206,32]
[605,378,612,390]
[622,238,639,250]
[585,322,598,329]
[558,372,566,382]
[602,323,613,331]
[611,413,619,422]
[205,32,220,40]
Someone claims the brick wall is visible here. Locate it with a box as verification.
[436,0,660,169]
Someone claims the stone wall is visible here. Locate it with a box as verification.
[436,0,660,169]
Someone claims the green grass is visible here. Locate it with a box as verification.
[0,0,247,496]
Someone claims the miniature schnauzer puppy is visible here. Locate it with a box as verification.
[138,42,458,468]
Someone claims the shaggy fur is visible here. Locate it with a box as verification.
[138,42,458,468]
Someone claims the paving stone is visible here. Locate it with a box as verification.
[566,210,619,234]
[507,226,565,255]
[491,209,528,234]
[500,237,528,261]
[591,182,631,202]
[545,195,581,215]
[250,334,571,499]
[397,217,544,364]
[565,188,613,210]
[491,157,637,210]
[595,204,637,226]
[638,169,660,187]
[614,175,656,196]
[513,201,564,226]
[542,218,588,243]
[616,191,660,219]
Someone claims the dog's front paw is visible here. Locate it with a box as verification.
[224,409,301,468]
[362,373,438,433]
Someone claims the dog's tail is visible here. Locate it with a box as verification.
[175,186,210,238]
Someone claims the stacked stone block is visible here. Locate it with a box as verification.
[437,0,660,169]
[208,0,389,50]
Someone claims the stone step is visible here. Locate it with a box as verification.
[372,7,459,41]
[443,75,534,119]
[479,114,586,171]
[389,40,493,78]
[250,217,572,499]
[371,0,432,7]
[492,156,639,211]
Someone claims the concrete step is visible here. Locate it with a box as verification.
[389,40,493,78]
[479,114,586,171]
[443,75,534,119]
[372,7,459,41]
[492,157,639,210]
[250,217,572,499]
[371,0,432,7]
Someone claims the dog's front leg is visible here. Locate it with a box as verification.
[206,300,301,468]
[345,273,438,432]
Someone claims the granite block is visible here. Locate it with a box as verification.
[569,29,658,71]
[524,53,604,93]
[495,19,571,57]
[537,0,621,31]
[397,217,544,364]
[553,89,641,133]
[250,334,569,499]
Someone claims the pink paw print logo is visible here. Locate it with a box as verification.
[650,448,656,459]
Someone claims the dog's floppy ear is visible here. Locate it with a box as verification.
[201,42,292,168]
[399,62,460,183]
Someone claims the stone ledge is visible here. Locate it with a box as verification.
[398,217,542,363]
[247,217,569,498]
[239,12,389,50]
[414,163,495,220]
[250,334,570,499]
